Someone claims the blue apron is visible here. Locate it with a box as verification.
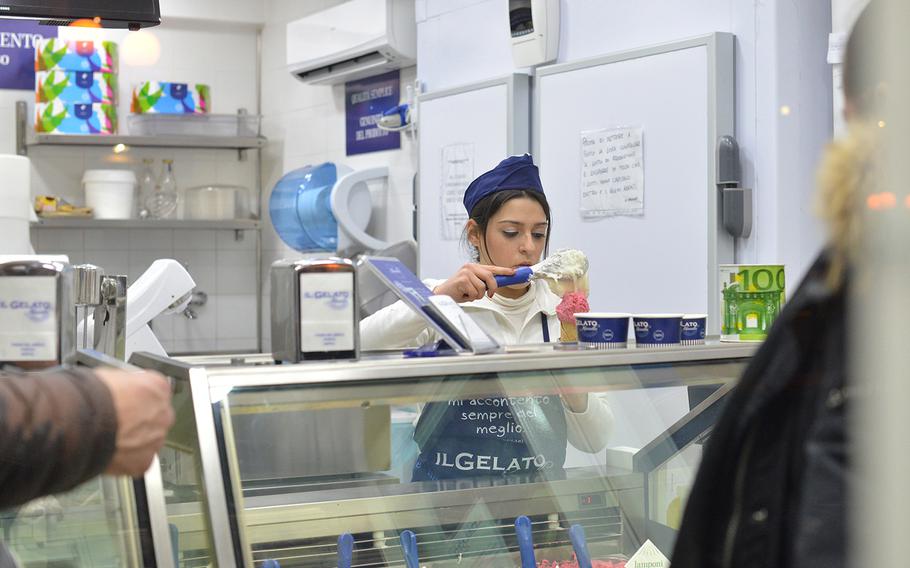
[411,313,566,481]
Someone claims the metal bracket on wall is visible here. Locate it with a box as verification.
[717,135,752,238]
[15,101,27,156]
[237,107,249,162]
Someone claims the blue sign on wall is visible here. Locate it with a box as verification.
[345,69,400,156]
[0,21,57,90]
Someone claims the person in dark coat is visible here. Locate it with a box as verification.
[671,251,848,568]
[0,365,174,507]
[671,5,880,568]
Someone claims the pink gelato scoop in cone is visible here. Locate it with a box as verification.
[557,292,590,325]
[557,291,589,342]
[530,248,590,342]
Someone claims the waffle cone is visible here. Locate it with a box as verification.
[560,321,578,342]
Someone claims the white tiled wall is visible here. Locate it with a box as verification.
[259,0,419,348]
[22,17,262,207]
[33,227,259,353]
[1,14,264,355]
[3,0,422,354]
[0,20,261,152]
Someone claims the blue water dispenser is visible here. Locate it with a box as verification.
[269,162,393,253]
[269,161,418,321]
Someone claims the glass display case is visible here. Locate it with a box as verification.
[0,350,182,568]
[0,477,144,567]
[131,342,755,568]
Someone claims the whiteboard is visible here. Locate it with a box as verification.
[535,33,735,333]
[417,74,530,279]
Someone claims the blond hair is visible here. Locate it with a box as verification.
[816,121,880,290]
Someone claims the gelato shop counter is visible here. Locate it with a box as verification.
[123,342,755,567]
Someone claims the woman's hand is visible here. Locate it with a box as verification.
[432,263,516,303]
[562,393,589,413]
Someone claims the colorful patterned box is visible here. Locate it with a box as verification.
[35,101,117,135]
[131,82,210,114]
[35,39,118,73]
[36,71,118,105]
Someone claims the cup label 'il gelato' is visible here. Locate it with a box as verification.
[576,314,630,347]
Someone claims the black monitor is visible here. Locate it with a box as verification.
[0,0,160,30]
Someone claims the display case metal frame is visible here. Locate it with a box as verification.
[75,349,176,568]
[132,342,756,567]
[633,380,736,552]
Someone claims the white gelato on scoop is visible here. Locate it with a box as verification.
[536,248,589,280]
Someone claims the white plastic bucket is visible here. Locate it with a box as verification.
[83,169,137,219]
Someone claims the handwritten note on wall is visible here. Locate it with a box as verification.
[580,127,644,218]
[440,143,475,240]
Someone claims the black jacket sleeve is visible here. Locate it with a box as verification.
[0,367,118,509]
[790,295,849,568]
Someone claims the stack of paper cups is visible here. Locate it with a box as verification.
[0,155,33,254]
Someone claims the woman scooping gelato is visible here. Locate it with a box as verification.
[360,154,612,481]
[540,248,592,342]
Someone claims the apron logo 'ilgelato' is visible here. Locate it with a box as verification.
[413,395,567,481]
[434,451,552,472]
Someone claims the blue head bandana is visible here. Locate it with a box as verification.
[463,154,544,216]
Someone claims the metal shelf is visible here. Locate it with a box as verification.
[24,132,267,152]
[166,466,640,547]
[17,99,266,351]
[16,101,266,156]
[31,218,261,230]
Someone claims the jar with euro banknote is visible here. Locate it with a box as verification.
[720,264,785,341]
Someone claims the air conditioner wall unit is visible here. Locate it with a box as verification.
[286,0,416,86]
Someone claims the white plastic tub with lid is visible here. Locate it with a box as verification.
[184,185,250,220]
[83,169,137,219]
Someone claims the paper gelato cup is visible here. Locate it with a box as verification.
[576,312,630,349]
[680,314,707,345]
[633,314,683,348]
